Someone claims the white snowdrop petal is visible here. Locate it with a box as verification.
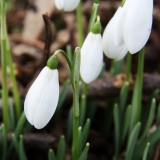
[64,0,77,11]
[80,33,103,83]
[81,32,93,64]
[55,0,64,10]
[102,17,128,60]
[24,67,54,126]
[114,7,125,47]
[33,70,59,129]
[116,44,128,61]
[123,0,153,54]
[70,0,80,11]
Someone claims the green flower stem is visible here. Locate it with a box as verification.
[72,89,79,160]
[6,39,21,121]
[130,48,144,130]
[88,3,99,32]
[93,0,99,4]
[71,48,81,160]
[126,52,132,81]
[1,0,9,132]
[54,49,72,71]
[80,83,88,126]
[72,115,79,160]
[76,1,84,47]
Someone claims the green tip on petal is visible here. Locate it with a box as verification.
[121,0,126,7]
[47,55,58,70]
[91,16,102,34]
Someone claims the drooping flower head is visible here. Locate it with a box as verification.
[24,55,59,129]
[80,16,103,84]
[116,0,153,54]
[102,0,153,59]
[102,7,128,60]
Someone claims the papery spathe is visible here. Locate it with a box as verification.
[54,0,80,11]
[102,7,128,60]
[80,32,103,84]
[24,66,59,129]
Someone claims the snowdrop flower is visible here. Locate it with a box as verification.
[102,7,128,60]
[116,0,153,54]
[24,55,59,129]
[103,0,153,59]
[55,0,80,11]
[123,0,153,53]
[80,17,103,84]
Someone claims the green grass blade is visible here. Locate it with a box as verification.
[78,126,82,156]
[139,99,156,143]
[8,99,15,131]
[78,143,90,160]
[125,122,141,160]
[142,143,150,160]
[119,81,129,117]
[113,103,120,159]
[157,102,160,123]
[12,133,19,156]
[14,112,26,137]
[48,149,57,160]
[66,106,73,144]
[82,119,90,149]
[130,48,144,130]
[134,126,160,160]
[57,135,66,160]
[19,135,27,160]
[121,105,132,146]
[67,45,73,62]
[57,79,70,111]
[80,94,87,126]
[1,124,7,160]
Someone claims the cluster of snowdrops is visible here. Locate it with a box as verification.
[24,0,153,129]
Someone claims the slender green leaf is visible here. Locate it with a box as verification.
[110,59,124,76]
[130,48,144,130]
[82,119,90,149]
[125,122,141,160]
[1,124,7,160]
[76,1,84,46]
[57,135,66,160]
[14,112,26,137]
[119,81,129,117]
[80,94,86,126]
[19,135,27,160]
[48,149,57,160]
[139,99,156,143]
[57,79,70,111]
[8,99,15,131]
[125,52,132,81]
[157,102,160,123]
[141,89,159,124]
[113,104,120,159]
[67,45,73,62]
[78,126,82,156]
[134,126,160,160]
[12,134,19,156]
[121,105,131,145]
[78,143,90,160]
[0,126,3,158]
[66,106,73,144]
[87,101,97,122]
[142,143,150,160]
